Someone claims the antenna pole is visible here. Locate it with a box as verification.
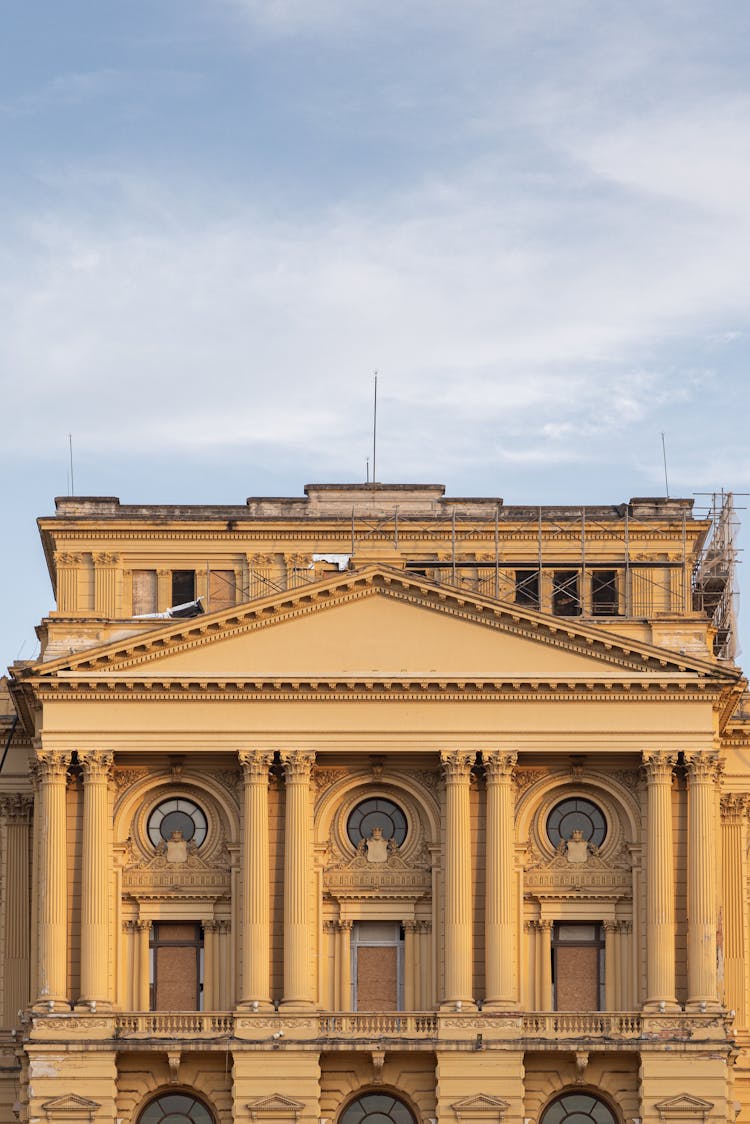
[372,371,378,485]
[68,434,75,495]
[661,432,670,497]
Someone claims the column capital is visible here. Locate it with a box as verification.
[721,792,750,822]
[440,750,474,780]
[92,552,121,567]
[483,749,518,779]
[280,749,316,781]
[0,793,33,822]
[31,750,70,784]
[684,751,722,783]
[238,749,274,781]
[79,750,114,780]
[641,750,677,782]
[136,919,152,933]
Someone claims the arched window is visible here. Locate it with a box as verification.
[138,1094,213,1124]
[541,1092,617,1124]
[339,1092,416,1124]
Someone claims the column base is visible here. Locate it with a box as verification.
[31,1000,71,1014]
[685,1000,723,1014]
[439,999,477,1012]
[482,999,518,1012]
[279,998,316,1010]
[236,999,276,1013]
[73,1000,113,1013]
[642,999,681,1013]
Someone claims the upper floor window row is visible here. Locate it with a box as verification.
[516,569,620,617]
[132,569,236,616]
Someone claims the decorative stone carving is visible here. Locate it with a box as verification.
[654,1096,714,1122]
[451,1094,511,1121]
[41,1095,100,1122]
[513,767,547,794]
[0,794,33,822]
[312,767,351,794]
[525,828,631,901]
[246,1094,306,1122]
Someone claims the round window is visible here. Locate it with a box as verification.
[546,797,606,849]
[340,1093,416,1124]
[148,798,207,848]
[540,1093,617,1124]
[138,1094,213,1124]
[347,797,407,848]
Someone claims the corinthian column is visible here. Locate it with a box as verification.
[238,749,274,1009]
[78,751,113,1008]
[685,751,721,1010]
[0,795,33,1023]
[440,750,474,1007]
[32,750,70,1010]
[280,750,315,1007]
[642,750,678,1010]
[483,750,518,1009]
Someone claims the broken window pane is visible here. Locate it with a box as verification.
[171,570,195,605]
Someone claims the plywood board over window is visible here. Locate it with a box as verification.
[132,570,158,615]
[208,569,236,611]
[150,923,202,1011]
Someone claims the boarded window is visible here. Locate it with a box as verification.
[150,922,203,1011]
[515,569,539,608]
[171,570,195,605]
[591,570,619,615]
[208,569,236,611]
[352,921,403,1011]
[552,570,581,616]
[132,570,158,615]
[552,922,604,1011]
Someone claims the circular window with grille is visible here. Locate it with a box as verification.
[339,1093,416,1124]
[546,797,607,849]
[147,797,208,848]
[346,797,408,848]
[138,1094,213,1124]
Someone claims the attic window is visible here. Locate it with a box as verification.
[172,570,196,605]
[591,570,619,616]
[132,570,158,615]
[515,569,539,608]
[552,570,581,616]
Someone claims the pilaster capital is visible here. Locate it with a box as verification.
[203,920,220,933]
[483,749,518,780]
[720,792,750,822]
[403,920,419,934]
[54,551,82,567]
[337,920,353,933]
[603,920,619,935]
[440,750,475,781]
[122,920,138,933]
[0,793,33,822]
[238,749,274,782]
[136,919,152,933]
[684,751,722,784]
[641,750,677,783]
[31,750,71,784]
[79,750,114,781]
[280,750,316,782]
[92,552,120,567]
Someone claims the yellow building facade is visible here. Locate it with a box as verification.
[2,483,750,1124]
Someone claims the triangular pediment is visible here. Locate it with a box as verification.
[41,1094,100,1117]
[654,1095,714,1119]
[246,1093,305,1120]
[22,567,735,687]
[451,1094,510,1120]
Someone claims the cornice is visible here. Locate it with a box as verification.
[14,566,735,683]
[31,679,721,703]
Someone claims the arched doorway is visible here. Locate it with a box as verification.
[540,1092,618,1124]
[339,1092,417,1124]
[138,1093,214,1124]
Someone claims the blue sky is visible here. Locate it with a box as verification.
[2,1,750,659]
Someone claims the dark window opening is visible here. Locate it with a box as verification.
[515,569,540,608]
[552,570,581,616]
[171,570,196,605]
[540,1093,616,1124]
[552,922,604,1011]
[591,570,619,615]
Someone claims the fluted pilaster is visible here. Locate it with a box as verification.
[78,751,113,1007]
[483,750,517,1008]
[280,750,315,1007]
[685,751,721,1009]
[238,750,274,1008]
[440,750,474,1006]
[0,795,33,1023]
[642,750,678,1009]
[32,751,70,1009]
[721,793,750,1026]
[137,920,151,1010]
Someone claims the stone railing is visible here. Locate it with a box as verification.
[116,1012,234,1038]
[318,1013,438,1038]
[522,1013,642,1039]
